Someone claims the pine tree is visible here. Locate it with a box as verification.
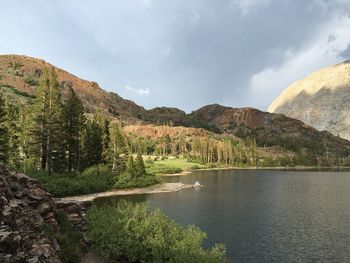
[0,92,9,164]
[135,153,146,178]
[123,154,136,179]
[109,123,128,174]
[81,118,103,169]
[5,102,21,170]
[63,87,85,172]
[100,117,111,164]
[30,68,66,174]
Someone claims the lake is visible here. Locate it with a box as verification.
[95,169,350,263]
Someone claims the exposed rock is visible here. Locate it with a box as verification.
[268,61,350,140]
[0,163,91,262]
[56,202,90,234]
[0,164,61,262]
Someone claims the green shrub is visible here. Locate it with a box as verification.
[41,212,83,263]
[87,201,228,262]
[147,166,182,175]
[24,77,39,86]
[56,212,83,263]
[114,174,160,189]
[28,165,115,197]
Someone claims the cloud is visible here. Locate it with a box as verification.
[246,15,350,110]
[229,0,271,16]
[189,8,201,24]
[2,1,350,112]
[140,0,152,6]
[126,85,150,95]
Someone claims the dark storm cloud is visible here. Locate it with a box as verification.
[1,0,350,111]
[339,44,350,59]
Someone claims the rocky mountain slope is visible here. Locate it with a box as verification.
[188,104,350,157]
[268,61,350,140]
[0,54,149,122]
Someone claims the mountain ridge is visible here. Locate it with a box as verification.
[1,54,350,161]
[268,60,350,140]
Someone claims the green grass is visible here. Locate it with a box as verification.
[146,158,207,175]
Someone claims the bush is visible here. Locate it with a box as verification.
[114,174,160,189]
[41,211,83,263]
[148,166,182,175]
[87,201,227,262]
[24,77,39,86]
[28,165,115,197]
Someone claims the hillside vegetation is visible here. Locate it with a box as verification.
[1,54,350,168]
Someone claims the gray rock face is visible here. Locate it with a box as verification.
[268,61,350,140]
[0,164,61,263]
[0,164,90,262]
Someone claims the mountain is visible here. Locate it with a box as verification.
[268,61,350,140]
[2,54,350,160]
[0,54,148,122]
[189,104,350,158]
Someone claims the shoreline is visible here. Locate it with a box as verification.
[163,165,350,177]
[55,165,349,203]
[55,182,198,204]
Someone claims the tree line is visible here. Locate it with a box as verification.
[1,68,340,173]
[0,68,144,177]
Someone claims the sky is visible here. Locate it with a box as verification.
[1,0,350,112]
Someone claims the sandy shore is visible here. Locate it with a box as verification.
[55,182,198,203]
[167,165,350,174]
[162,171,193,177]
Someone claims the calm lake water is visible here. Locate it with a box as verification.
[95,170,350,263]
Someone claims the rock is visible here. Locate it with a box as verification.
[0,225,12,243]
[268,60,350,140]
[37,202,52,215]
[28,188,47,201]
[0,163,93,262]
[0,164,62,262]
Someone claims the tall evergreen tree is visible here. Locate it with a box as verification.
[0,92,9,164]
[30,68,66,174]
[100,117,111,164]
[123,154,136,179]
[81,118,103,169]
[63,87,85,172]
[135,153,146,178]
[109,123,128,174]
[5,102,21,170]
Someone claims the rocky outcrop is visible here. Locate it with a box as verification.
[268,61,350,140]
[56,202,89,235]
[0,164,89,263]
[0,164,61,262]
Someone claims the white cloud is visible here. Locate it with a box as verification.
[246,15,350,110]
[126,85,150,95]
[229,0,271,16]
